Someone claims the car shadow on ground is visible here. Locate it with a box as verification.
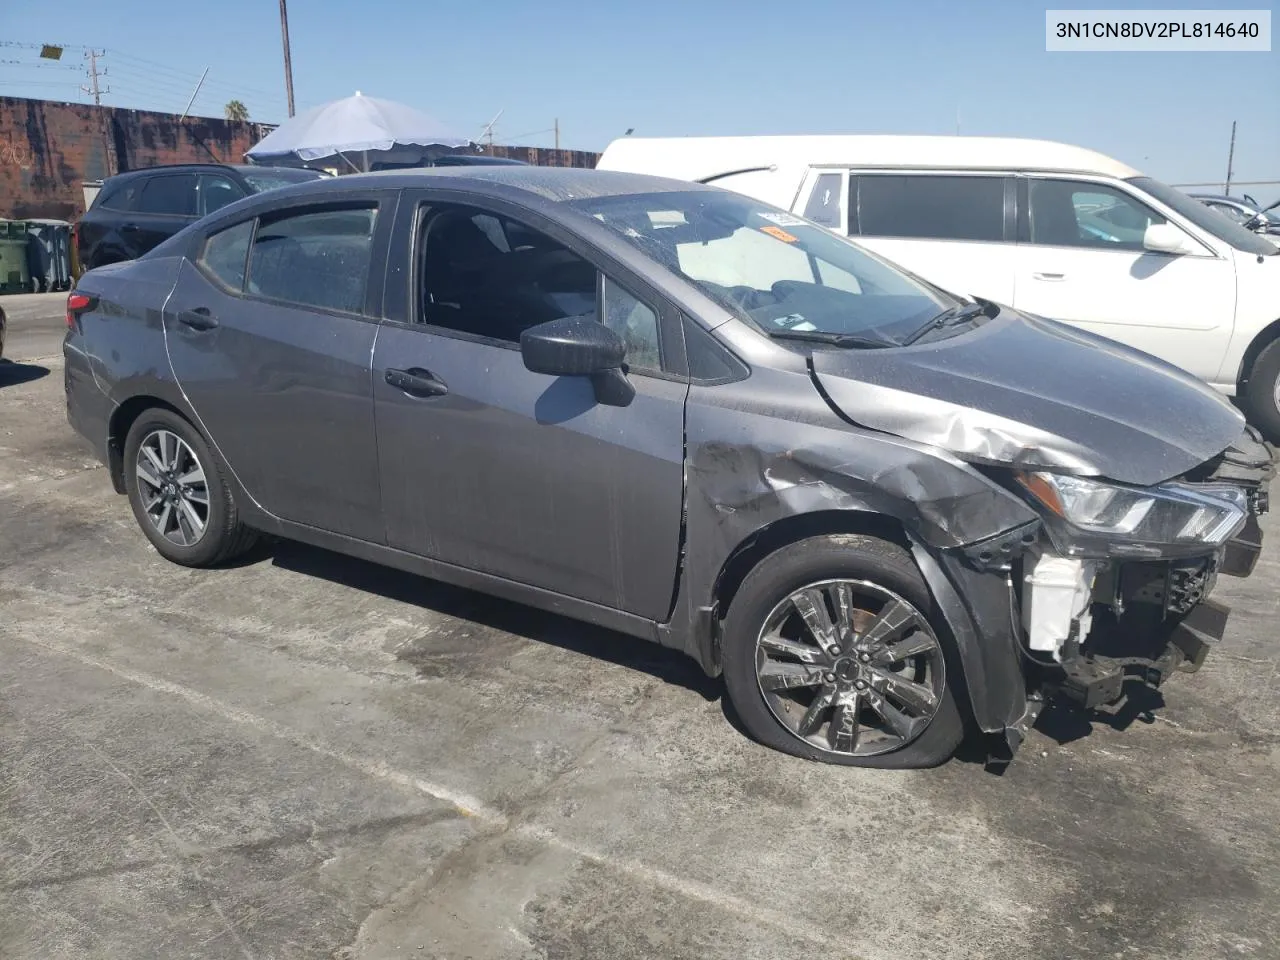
[264,538,725,703]
[0,360,50,387]
[1035,681,1167,745]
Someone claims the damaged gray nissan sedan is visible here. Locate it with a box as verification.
[64,167,1275,768]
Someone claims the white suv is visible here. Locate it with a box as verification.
[597,135,1280,441]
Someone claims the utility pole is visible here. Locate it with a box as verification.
[81,48,107,105]
[1224,120,1237,195]
[554,117,559,150]
[279,0,296,117]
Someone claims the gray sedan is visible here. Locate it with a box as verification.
[64,168,1273,768]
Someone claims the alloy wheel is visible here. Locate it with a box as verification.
[135,429,210,547]
[754,579,945,757]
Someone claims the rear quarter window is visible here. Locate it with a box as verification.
[197,220,255,292]
[95,181,137,212]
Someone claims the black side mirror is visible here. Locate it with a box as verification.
[520,314,635,407]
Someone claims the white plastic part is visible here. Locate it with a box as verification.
[1021,549,1098,661]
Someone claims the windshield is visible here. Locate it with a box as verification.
[240,168,328,193]
[1130,177,1278,256]
[570,190,957,345]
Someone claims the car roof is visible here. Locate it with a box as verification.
[104,162,314,182]
[1188,193,1249,205]
[260,166,720,204]
[597,134,1145,182]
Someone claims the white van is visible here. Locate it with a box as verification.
[596,135,1280,440]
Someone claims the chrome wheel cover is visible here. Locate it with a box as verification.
[135,429,210,547]
[754,579,944,757]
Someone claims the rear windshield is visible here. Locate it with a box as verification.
[239,168,328,193]
[1129,177,1278,256]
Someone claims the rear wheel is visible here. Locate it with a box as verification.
[721,534,965,768]
[123,408,257,566]
[1244,338,1280,444]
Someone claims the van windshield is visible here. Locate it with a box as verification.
[571,190,957,346]
[1130,177,1278,256]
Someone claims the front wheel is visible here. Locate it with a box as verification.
[721,534,965,768]
[1244,339,1280,444]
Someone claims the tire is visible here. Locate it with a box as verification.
[122,407,258,567]
[721,534,966,769]
[1244,338,1280,445]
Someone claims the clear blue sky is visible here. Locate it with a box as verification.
[2,0,1276,188]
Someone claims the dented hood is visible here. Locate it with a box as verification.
[812,307,1246,486]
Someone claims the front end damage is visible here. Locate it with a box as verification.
[1002,426,1273,751]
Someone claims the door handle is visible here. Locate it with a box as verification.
[385,367,448,398]
[120,223,140,233]
[178,307,219,331]
[1032,272,1066,281]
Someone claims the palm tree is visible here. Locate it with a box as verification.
[224,100,249,122]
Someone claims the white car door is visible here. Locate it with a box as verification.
[793,169,1019,305]
[1011,176,1236,381]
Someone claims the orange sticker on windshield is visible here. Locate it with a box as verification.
[759,224,798,243]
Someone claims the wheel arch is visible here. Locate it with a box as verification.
[1236,317,1280,389]
[699,507,1031,748]
[711,509,911,625]
[106,395,191,494]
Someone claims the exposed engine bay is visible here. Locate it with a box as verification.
[1014,426,1274,712]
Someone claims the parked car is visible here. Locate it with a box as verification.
[0,302,6,359]
[75,163,330,273]
[596,135,1280,441]
[64,168,1273,768]
[1189,193,1280,236]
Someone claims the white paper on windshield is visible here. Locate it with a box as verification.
[758,212,806,227]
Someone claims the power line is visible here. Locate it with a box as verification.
[108,50,278,99]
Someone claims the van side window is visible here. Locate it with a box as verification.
[1027,179,1166,251]
[803,173,843,227]
[855,174,1005,243]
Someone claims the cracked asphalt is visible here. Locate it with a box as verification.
[3,292,1280,959]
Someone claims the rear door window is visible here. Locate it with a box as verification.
[137,175,198,217]
[855,174,1006,242]
[247,205,378,314]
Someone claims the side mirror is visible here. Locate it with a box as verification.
[1142,222,1194,255]
[520,314,635,407]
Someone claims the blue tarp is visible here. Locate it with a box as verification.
[245,92,471,167]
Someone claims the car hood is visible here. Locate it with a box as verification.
[811,306,1246,486]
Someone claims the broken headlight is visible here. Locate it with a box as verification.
[1014,471,1248,559]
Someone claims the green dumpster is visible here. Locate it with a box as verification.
[0,219,32,294]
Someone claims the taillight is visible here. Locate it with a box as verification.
[66,292,93,328]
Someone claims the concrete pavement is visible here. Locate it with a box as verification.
[3,302,1280,959]
[2,292,71,363]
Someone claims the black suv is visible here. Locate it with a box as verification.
[76,163,328,272]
